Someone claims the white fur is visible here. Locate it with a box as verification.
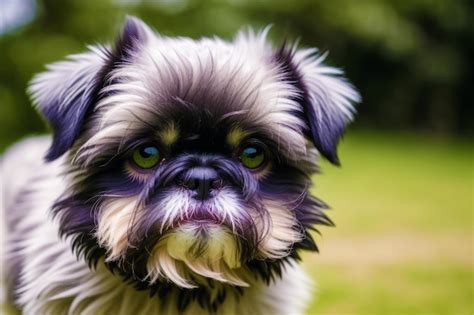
[96,197,140,261]
[292,48,360,120]
[28,46,110,114]
[2,137,311,314]
[257,202,304,259]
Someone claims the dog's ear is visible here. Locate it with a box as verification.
[28,16,153,161]
[275,45,361,165]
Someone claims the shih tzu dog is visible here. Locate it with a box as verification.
[1,17,359,314]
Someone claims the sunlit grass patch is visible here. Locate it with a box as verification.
[312,131,472,235]
[304,131,473,314]
[305,261,472,315]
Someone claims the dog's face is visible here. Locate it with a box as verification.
[29,17,359,291]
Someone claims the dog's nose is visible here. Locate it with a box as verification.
[179,167,222,200]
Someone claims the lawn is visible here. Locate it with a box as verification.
[303,131,473,314]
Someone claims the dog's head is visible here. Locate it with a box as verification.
[29,17,359,292]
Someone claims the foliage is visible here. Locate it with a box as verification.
[0,0,473,149]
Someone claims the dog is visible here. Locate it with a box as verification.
[1,16,359,314]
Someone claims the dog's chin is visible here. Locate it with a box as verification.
[165,222,241,269]
[145,221,248,289]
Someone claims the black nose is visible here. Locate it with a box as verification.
[179,167,223,200]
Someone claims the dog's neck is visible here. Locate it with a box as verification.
[17,237,308,314]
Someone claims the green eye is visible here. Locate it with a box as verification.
[131,145,161,169]
[239,145,266,169]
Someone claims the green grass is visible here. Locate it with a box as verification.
[303,131,473,314]
[306,263,472,315]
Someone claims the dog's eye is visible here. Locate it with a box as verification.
[239,145,265,169]
[131,145,161,169]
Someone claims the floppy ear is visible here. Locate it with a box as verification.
[276,45,361,165]
[28,16,153,161]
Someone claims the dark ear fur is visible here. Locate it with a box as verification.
[28,16,153,161]
[275,45,360,165]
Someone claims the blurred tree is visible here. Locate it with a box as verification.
[0,0,472,149]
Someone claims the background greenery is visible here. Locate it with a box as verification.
[304,132,472,314]
[1,0,472,314]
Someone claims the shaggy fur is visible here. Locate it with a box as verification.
[1,17,359,314]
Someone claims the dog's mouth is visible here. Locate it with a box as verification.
[154,186,247,235]
[175,208,224,226]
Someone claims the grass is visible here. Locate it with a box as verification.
[303,131,473,314]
